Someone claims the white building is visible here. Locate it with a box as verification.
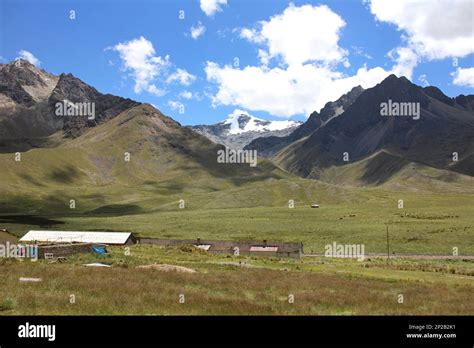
[20,230,136,245]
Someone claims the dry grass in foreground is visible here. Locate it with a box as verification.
[0,255,472,315]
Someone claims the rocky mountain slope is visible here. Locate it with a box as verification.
[272,75,474,183]
[0,59,139,152]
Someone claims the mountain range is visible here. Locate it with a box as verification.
[262,75,474,186]
[0,59,292,214]
[0,58,473,216]
[189,112,302,149]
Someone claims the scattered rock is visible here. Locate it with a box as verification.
[82,263,111,268]
[19,277,42,282]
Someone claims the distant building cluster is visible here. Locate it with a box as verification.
[11,230,303,259]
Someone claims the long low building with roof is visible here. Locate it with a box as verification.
[20,230,137,245]
[139,238,303,259]
[18,231,302,258]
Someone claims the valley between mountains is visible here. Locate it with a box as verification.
[0,59,473,256]
[0,59,473,316]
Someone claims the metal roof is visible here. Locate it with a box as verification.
[250,246,279,252]
[194,244,211,251]
[20,231,133,245]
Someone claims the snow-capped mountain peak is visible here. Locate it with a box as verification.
[221,110,301,135]
[189,109,302,149]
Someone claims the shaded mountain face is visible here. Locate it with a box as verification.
[245,85,364,156]
[189,113,302,149]
[0,60,282,201]
[423,86,474,112]
[0,59,138,152]
[273,74,474,181]
[454,94,474,112]
[65,103,279,183]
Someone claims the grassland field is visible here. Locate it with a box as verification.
[2,194,473,255]
[0,152,473,315]
[0,244,473,315]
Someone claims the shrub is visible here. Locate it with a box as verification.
[0,298,17,311]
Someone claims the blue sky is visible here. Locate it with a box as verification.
[1,0,473,125]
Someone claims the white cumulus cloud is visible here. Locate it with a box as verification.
[388,46,419,79]
[451,67,474,88]
[110,36,197,97]
[190,22,206,40]
[168,100,185,112]
[205,61,390,117]
[166,68,196,86]
[111,36,170,96]
[239,4,348,66]
[200,0,227,17]
[369,0,474,60]
[179,90,194,99]
[17,50,41,66]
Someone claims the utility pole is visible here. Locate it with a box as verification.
[386,224,390,262]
